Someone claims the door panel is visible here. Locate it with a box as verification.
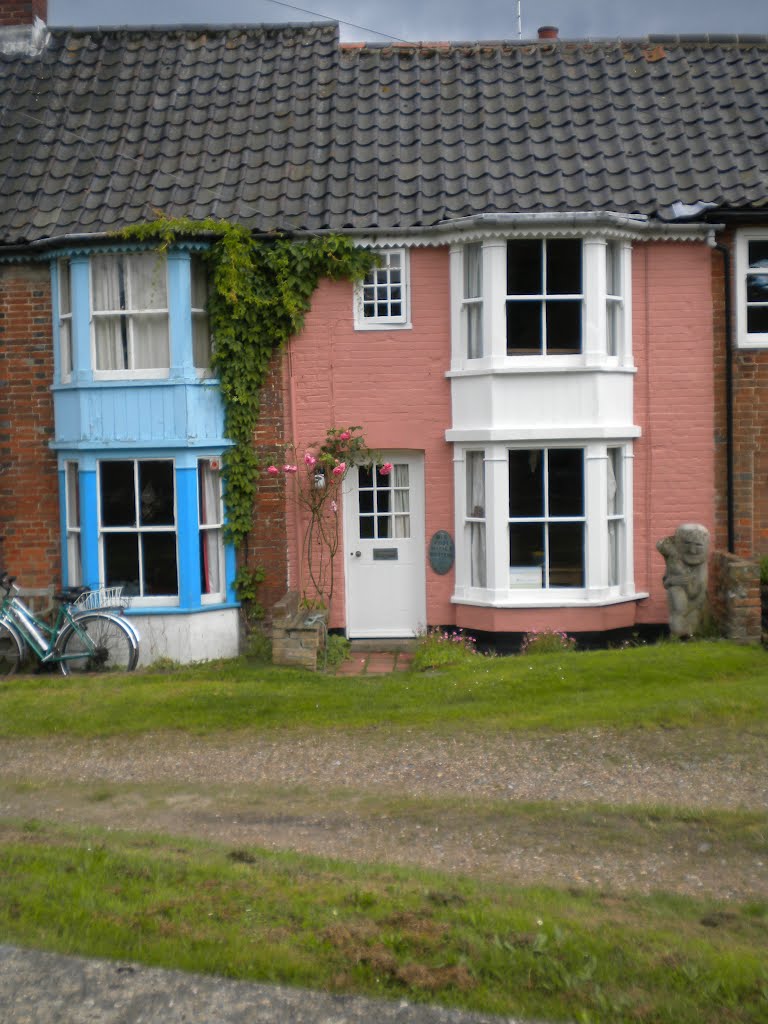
[344,454,426,638]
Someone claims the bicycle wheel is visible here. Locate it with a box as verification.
[55,612,139,675]
[0,620,25,675]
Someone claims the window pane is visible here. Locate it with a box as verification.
[606,242,621,295]
[58,261,71,314]
[358,465,373,488]
[470,522,486,587]
[548,523,584,587]
[92,255,125,312]
[360,516,374,539]
[509,449,543,518]
[608,520,620,587]
[546,301,581,354]
[607,448,622,515]
[746,276,768,302]
[193,314,211,368]
[65,463,80,527]
[138,461,175,526]
[100,461,136,527]
[132,314,170,369]
[466,451,485,517]
[103,533,139,594]
[747,241,768,269]
[467,303,483,358]
[464,243,482,298]
[376,487,391,514]
[191,257,208,307]
[60,320,72,377]
[507,301,542,353]
[198,462,222,527]
[747,307,768,334]
[128,252,167,310]
[507,239,541,294]
[358,489,374,515]
[547,239,581,294]
[509,522,544,567]
[94,317,128,370]
[142,533,178,596]
[548,449,583,516]
[377,514,391,538]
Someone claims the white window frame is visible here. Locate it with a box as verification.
[453,441,635,607]
[736,230,768,348]
[354,248,411,330]
[462,243,484,359]
[198,458,226,603]
[465,450,487,588]
[58,260,73,382]
[90,252,170,379]
[450,236,632,370]
[64,461,81,586]
[191,255,213,375]
[97,458,180,607]
[505,239,584,357]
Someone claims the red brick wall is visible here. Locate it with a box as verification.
[0,262,60,587]
[247,350,289,620]
[713,230,768,560]
[0,1,46,25]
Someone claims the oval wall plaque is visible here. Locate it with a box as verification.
[428,530,455,575]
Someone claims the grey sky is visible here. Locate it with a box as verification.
[48,0,768,44]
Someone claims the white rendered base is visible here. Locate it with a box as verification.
[126,609,240,666]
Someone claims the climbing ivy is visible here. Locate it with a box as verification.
[120,216,376,548]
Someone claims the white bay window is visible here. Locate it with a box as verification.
[454,443,634,606]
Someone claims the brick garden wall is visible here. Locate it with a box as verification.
[0,262,60,587]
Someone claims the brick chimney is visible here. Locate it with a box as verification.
[537,25,559,40]
[0,1,46,26]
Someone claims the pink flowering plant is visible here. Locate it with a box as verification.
[266,426,376,610]
[413,628,480,670]
[519,629,577,656]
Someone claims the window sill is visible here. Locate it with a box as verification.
[447,360,636,377]
[125,601,239,616]
[354,320,413,332]
[452,591,648,609]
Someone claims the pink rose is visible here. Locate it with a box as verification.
[332,462,346,476]
[339,431,351,441]
[304,453,317,467]
[380,462,393,476]
[331,500,338,513]
[284,464,298,473]
[266,465,279,475]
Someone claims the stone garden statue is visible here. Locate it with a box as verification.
[656,524,710,637]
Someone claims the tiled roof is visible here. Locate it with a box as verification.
[1,25,768,245]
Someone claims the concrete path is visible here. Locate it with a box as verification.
[0,945,538,1024]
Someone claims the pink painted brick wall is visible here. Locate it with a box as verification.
[632,241,716,624]
[286,247,454,629]
[283,240,716,634]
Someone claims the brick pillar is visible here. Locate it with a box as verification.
[246,349,289,621]
[0,263,60,587]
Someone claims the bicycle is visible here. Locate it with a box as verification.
[0,571,140,675]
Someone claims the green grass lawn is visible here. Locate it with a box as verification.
[0,641,766,737]
[1,821,766,1024]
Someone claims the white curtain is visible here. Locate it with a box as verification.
[464,244,483,358]
[92,254,169,370]
[200,462,222,595]
[467,451,486,587]
[92,255,125,370]
[392,464,410,538]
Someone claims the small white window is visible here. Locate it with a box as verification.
[465,451,486,587]
[199,459,225,602]
[605,242,624,358]
[607,447,624,587]
[58,260,73,381]
[64,461,81,586]
[91,253,170,374]
[191,256,212,372]
[737,233,768,348]
[354,249,410,329]
[463,244,483,358]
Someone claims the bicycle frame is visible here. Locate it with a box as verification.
[0,580,134,667]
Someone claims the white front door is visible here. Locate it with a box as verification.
[344,453,426,638]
